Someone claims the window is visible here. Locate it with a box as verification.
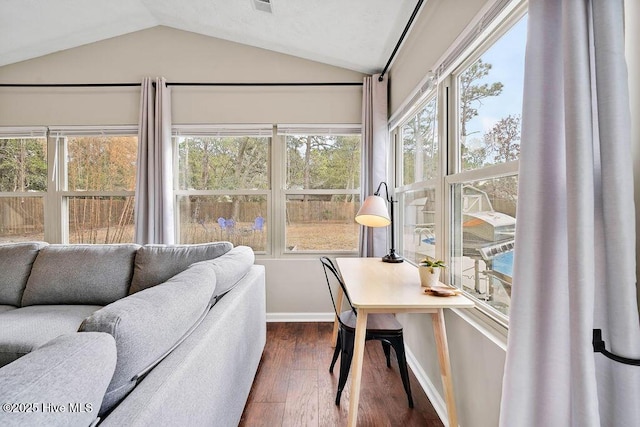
[396,95,440,264]
[0,123,360,256]
[279,125,361,253]
[0,128,48,242]
[174,126,271,253]
[51,127,138,244]
[402,97,439,183]
[401,187,437,263]
[392,7,527,323]
[450,14,526,320]
[458,17,526,171]
[450,176,517,317]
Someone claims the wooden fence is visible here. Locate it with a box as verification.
[286,200,358,223]
[1,197,361,239]
[180,199,358,223]
[0,197,44,234]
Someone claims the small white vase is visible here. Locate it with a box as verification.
[419,266,440,288]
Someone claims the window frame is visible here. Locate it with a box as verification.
[49,126,139,244]
[276,124,362,256]
[0,127,49,243]
[172,125,273,255]
[447,7,526,326]
[394,91,445,266]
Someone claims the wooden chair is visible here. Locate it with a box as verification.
[320,257,413,407]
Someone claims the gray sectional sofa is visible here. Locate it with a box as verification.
[0,241,266,427]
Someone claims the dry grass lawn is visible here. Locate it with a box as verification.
[2,221,360,252]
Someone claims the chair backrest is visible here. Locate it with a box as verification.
[320,257,357,324]
[217,217,226,228]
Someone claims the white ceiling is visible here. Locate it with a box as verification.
[0,0,419,73]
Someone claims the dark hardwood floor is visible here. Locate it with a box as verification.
[239,322,444,427]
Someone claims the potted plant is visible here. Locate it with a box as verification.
[418,258,446,288]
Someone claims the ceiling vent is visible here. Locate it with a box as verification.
[252,0,272,13]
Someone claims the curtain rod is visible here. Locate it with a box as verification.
[0,82,363,88]
[378,0,425,82]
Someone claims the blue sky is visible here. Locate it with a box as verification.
[465,15,528,141]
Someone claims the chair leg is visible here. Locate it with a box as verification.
[381,340,391,368]
[330,330,342,373]
[336,330,354,406]
[390,336,414,408]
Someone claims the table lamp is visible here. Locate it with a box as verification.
[355,181,403,263]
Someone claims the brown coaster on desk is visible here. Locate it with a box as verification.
[423,285,461,297]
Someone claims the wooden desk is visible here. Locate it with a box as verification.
[334,257,475,427]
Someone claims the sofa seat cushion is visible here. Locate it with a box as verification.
[0,305,102,368]
[0,305,17,314]
[0,332,117,427]
[129,241,232,294]
[80,261,217,415]
[0,242,47,306]
[21,244,140,306]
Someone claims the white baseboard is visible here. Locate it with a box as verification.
[266,312,334,322]
[405,345,450,427]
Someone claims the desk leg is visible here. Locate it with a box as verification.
[331,286,344,347]
[431,309,458,427]
[347,310,368,427]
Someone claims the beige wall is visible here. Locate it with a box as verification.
[388,0,486,113]
[0,26,364,126]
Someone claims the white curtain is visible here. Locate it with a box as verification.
[500,1,640,426]
[359,73,389,257]
[134,77,175,244]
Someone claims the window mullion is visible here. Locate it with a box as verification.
[44,135,63,243]
[272,131,285,257]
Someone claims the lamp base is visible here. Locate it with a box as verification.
[382,250,404,263]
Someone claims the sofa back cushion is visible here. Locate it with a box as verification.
[21,244,140,306]
[197,245,255,303]
[0,242,48,306]
[129,241,232,294]
[79,261,217,415]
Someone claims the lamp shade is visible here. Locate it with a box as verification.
[355,195,391,227]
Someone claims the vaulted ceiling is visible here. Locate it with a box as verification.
[0,0,420,73]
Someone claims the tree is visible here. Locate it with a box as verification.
[286,135,334,190]
[66,136,137,243]
[0,138,47,192]
[484,115,521,163]
[178,136,269,224]
[402,98,438,183]
[458,59,504,169]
